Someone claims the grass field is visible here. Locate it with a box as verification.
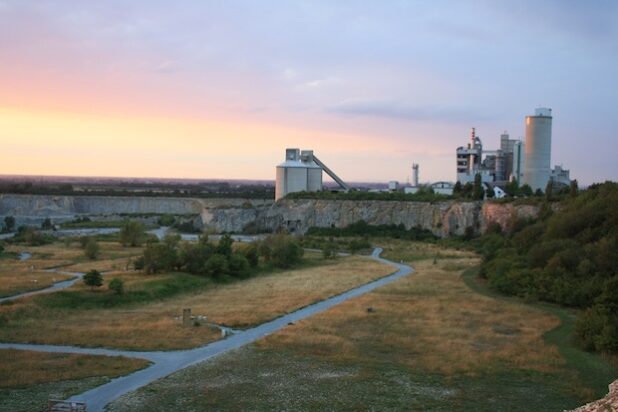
[0,254,394,350]
[0,349,149,412]
[0,242,142,297]
[106,242,617,411]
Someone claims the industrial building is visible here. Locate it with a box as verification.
[455,107,571,191]
[275,148,349,200]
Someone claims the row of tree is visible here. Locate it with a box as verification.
[134,234,304,279]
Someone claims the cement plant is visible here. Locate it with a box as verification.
[275,107,573,200]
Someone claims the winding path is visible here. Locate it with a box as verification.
[0,269,84,304]
[0,248,412,412]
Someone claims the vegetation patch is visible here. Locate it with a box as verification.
[474,181,618,354]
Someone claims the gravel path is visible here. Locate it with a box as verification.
[0,248,412,411]
[0,269,84,304]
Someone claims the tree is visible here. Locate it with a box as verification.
[520,184,533,197]
[119,220,146,247]
[3,216,15,232]
[84,238,100,260]
[570,179,579,198]
[216,234,234,257]
[242,244,260,268]
[322,242,337,259]
[204,254,229,277]
[485,186,495,199]
[83,270,103,291]
[228,253,250,278]
[141,241,178,274]
[473,173,484,200]
[108,278,125,295]
[453,181,463,197]
[41,218,53,230]
[462,182,473,199]
[545,179,554,201]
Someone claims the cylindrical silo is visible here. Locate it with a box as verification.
[275,148,323,200]
[523,108,552,191]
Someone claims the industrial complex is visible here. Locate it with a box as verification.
[456,107,570,191]
[275,107,572,200]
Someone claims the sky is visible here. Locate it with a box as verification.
[0,1,617,184]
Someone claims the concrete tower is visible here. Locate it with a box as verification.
[412,163,419,187]
[523,108,552,191]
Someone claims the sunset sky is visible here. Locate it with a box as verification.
[1,1,617,183]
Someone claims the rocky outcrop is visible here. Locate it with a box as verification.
[570,380,618,412]
[0,194,272,229]
[253,199,541,237]
[0,194,542,237]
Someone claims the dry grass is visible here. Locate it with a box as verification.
[0,256,394,350]
[0,242,142,296]
[0,270,74,297]
[379,238,475,262]
[0,349,149,388]
[258,257,564,377]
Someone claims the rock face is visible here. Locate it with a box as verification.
[0,194,272,229]
[570,380,618,412]
[0,194,541,237]
[253,199,541,237]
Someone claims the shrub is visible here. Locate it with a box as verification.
[260,234,304,268]
[157,214,176,226]
[242,244,259,268]
[141,241,178,274]
[108,278,125,295]
[84,238,100,260]
[228,253,250,278]
[204,254,229,277]
[119,220,146,247]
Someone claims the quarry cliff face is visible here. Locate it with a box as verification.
[0,194,541,237]
[204,199,539,237]
[252,199,540,237]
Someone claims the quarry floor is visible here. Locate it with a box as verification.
[0,248,412,412]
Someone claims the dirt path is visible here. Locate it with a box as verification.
[0,248,412,411]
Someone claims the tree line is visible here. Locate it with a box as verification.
[474,181,618,354]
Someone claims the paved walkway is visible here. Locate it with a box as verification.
[0,248,412,412]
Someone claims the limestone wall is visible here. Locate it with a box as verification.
[0,194,541,237]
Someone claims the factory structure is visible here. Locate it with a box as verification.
[456,107,571,191]
[273,108,572,201]
[275,148,349,200]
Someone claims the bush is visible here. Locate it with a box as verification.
[322,242,337,259]
[349,237,371,253]
[3,216,15,232]
[119,220,146,247]
[204,254,229,277]
[83,270,103,291]
[242,244,260,268]
[108,278,125,295]
[260,235,304,269]
[157,214,176,226]
[228,253,250,278]
[141,241,178,274]
[84,238,100,260]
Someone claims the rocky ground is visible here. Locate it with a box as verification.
[571,380,618,412]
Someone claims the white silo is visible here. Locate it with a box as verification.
[275,148,323,201]
[523,108,552,191]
